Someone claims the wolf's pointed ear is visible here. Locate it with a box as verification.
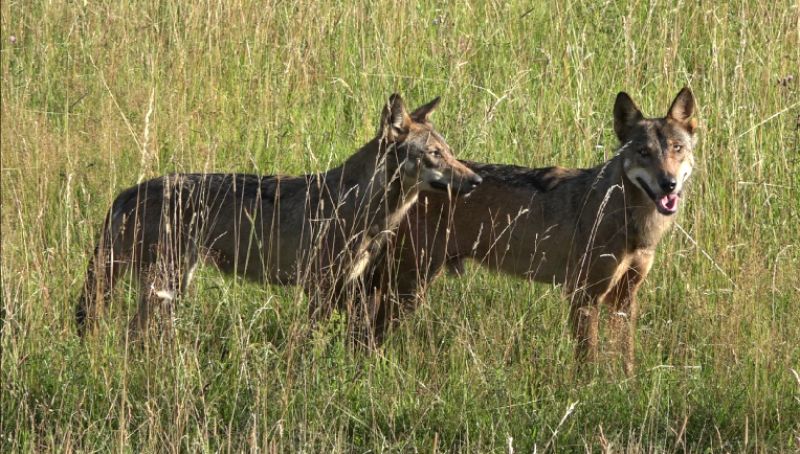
[613,91,644,141]
[668,87,697,133]
[409,96,441,123]
[380,93,411,141]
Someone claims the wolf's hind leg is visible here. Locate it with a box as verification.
[127,258,189,342]
[128,266,159,342]
[129,238,201,343]
[76,245,127,337]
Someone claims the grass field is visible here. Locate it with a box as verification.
[2,0,799,451]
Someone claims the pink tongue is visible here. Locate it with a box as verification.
[659,194,679,213]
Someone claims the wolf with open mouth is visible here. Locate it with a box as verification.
[363,88,698,375]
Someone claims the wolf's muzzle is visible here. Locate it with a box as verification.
[429,173,482,194]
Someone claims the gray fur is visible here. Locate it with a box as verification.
[76,95,482,340]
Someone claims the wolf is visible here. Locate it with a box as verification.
[75,94,483,339]
[366,88,698,374]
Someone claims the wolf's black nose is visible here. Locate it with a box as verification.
[471,174,483,187]
[660,177,677,193]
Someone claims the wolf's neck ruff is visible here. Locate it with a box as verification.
[338,139,421,284]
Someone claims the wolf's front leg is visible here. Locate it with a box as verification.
[607,307,636,377]
[357,288,401,349]
[605,258,650,376]
[306,276,340,336]
[569,297,600,369]
[607,275,645,376]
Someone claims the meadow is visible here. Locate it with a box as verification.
[2,0,799,451]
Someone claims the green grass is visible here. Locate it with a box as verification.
[2,0,799,451]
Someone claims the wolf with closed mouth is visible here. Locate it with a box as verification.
[76,94,482,340]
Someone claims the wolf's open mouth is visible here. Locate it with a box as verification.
[636,177,680,215]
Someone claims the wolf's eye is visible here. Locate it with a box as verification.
[428,149,442,158]
[673,144,683,152]
[638,149,649,157]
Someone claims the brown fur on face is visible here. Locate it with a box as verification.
[616,88,697,216]
[390,97,483,195]
[75,94,481,341]
[364,89,698,375]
